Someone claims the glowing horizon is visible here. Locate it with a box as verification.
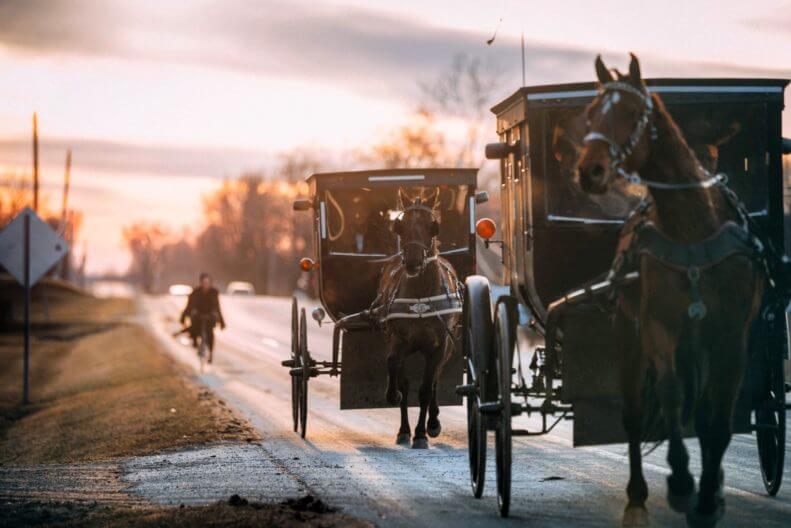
[0,0,788,273]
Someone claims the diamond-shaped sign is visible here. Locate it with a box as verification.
[0,207,69,287]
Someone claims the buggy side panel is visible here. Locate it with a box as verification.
[340,329,464,409]
[558,302,751,446]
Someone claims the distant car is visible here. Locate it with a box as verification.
[168,284,193,296]
[226,281,255,296]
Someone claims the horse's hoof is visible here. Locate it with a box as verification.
[667,489,695,514]
[686,501,724,528]
[385,390,402,405]
[396,432,411,445]
[427,422,442,438]
[412,437,429,449]
[622,505,650,527]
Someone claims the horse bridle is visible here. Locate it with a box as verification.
[398,201,438,273]
[583,82,724,191]
[583,81,655,179]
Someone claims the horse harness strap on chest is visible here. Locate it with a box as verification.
[633,220,759,320]
[381,294,463,321]
[610,198,764,320]
[380,258,462,322]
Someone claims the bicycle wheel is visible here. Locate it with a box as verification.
[198,325,208,373]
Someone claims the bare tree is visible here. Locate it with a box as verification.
[419,53,504,167]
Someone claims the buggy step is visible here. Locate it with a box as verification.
[455,383,476,396]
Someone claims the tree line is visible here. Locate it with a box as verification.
[123,55,504,295]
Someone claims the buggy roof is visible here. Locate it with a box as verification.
[492,78,789,114]
[306,168,478,188]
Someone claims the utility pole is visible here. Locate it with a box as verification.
[60,150,71,232]
[60,150,72,280]
[32,113,39,213]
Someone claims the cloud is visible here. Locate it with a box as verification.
[744,11,791,35]
[0,136,271,178]
[1,0,787,101]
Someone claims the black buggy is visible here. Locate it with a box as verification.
[283,168,486,438]
[460,78,791,515]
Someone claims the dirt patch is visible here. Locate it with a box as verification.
[0,495,372,528]
[0,292,259,465]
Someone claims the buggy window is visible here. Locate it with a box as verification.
[542,102,769,222]
[323,185,471,256]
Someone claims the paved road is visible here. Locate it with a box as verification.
[142,294,790,527]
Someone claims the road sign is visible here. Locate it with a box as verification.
[0,207,69,287]
[0,207,69,405]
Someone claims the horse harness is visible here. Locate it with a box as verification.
[609,199,766,321]
[377,256,463,325]
[365,197,463,338]
[580,81,782,320]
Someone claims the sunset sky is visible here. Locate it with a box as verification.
[0,0,789,273]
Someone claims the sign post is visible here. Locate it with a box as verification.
[23,213,30,404]
[0,207,69,404]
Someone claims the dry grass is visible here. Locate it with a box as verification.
[0,497,372,528]
[0,287,259,465]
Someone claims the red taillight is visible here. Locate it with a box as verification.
[299,258,316,272]
[475,218,497,240]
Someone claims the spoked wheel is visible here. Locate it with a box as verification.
[290,297,300,433]
[756,349,786,495]
[299,307,310,439]
[463,276,493,499]
[494,300,514,517]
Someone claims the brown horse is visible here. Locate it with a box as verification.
[378,188,461,449]
[578,54,764,527]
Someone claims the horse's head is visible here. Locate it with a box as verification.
[578,53,654,194]
[393,188,439,277]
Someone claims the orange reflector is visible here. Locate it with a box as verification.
[299,258,315,272]
[475,218,497,240]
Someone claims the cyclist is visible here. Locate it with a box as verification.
[179,273,226,363]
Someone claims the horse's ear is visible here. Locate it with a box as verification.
[397,187,410,209]
[628,53,642,84]
[393,217,403,236]
[595,55,613,84]
[430,220,439,237]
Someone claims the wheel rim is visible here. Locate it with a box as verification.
[495,302,512,517]
[299,308,309,439]
[757,361,785,495]
[464,301,487,498]
[291,299,299,432]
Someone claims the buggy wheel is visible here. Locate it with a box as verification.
[756,350,786,495]
[299,307,310,439]
[290,297,300,433]
[463,276,493,499]
[494,301,514,517]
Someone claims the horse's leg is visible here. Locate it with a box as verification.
[413,350,441,449]
[619,313,650,527]
[385,336,405,405]
[689,338,745,526]
[645,318,695,513]
[427,337,452,438]
[396,366,411,445]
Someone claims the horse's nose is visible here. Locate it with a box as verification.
[580,163,606,192]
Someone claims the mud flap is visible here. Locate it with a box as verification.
[339,329,464,410]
